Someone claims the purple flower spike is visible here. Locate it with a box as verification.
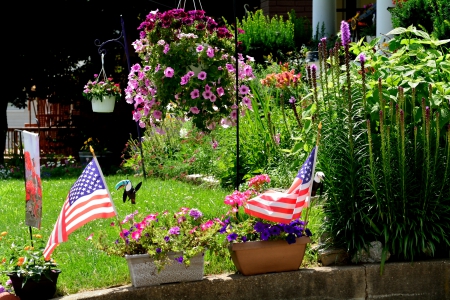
[340,21,351,47]
[359,53,366,63]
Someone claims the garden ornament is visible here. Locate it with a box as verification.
[311,172,325,196]
[115,180,142,204]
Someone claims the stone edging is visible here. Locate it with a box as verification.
[53,259,450,300]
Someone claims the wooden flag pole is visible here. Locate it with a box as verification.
[89,146,129,252]
[302,122,322,234]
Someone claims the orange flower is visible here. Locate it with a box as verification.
[17,257,25,266]
[1,231,7,236]
[24,246,30,251]
[1,258,6,264]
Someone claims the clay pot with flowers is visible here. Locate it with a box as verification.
[219,175,312,275]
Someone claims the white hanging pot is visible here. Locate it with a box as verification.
[91,95,116,113]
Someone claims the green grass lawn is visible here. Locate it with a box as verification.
[0,174,322,297]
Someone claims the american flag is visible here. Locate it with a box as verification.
[244,146,317,224]
[43,158,116,260]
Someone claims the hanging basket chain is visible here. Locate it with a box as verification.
[177,0,203,11]
[97,53,109,83]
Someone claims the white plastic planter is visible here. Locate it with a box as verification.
[125,252,204,287]
[91,95,116,113]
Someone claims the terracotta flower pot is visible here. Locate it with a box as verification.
[229,236,311,276]
[0,292,20,300]
[8,270,61,300]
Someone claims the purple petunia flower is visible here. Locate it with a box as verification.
[227,232,238,241]
[169,226,180,235]
[270,225,282,236]
[164,67,174,78]
[198,71,207,80]
[305,228,312,237]
[261,229,271,241]
[340,21,351,47]
[175,256,184,263]
[289,96,296,104]
[156,248,161,253]
[189,208,203,220]
[241,236,248,242]
[286,233,297,244]
[254,221,268,233]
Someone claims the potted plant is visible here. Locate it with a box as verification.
[219,175,312,276]
[97,208,223,287]
[82,74,122,113]
[0,231,60,300]
[126,8,255,131]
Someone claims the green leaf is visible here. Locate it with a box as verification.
[386,27,407,35]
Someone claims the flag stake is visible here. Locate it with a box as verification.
[302,122,322,234]
[89,146,129,252]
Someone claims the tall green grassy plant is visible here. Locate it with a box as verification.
[319,24,450,264]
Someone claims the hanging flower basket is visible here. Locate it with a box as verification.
[229,236,311,276]
[126,8,255,131]
[125,252,204,287]
[91,95,116,113]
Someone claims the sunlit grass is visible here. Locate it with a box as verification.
[0,175,322,296]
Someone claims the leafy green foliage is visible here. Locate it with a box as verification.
[319,26,450,263]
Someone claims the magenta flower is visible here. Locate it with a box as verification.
[239,85,250,95]
[210,94,217,102]
[211,140,218,149]
[168,226,180,235]
[226,64,235,72]
[190,89,200,99]
[198,71,207,80]
[202,90,212,99]
[131,64,141,72]
[163,44,170,54]
[187,71,195,77]
[207,47,214,58]
[242,96,251,106]
[216,87,225,97]
[204,84,211,92]
[180,75,189,85]
[164,67,174,78]
[153,110,162,119]
[190,107,200,114]
[196,45,204,52]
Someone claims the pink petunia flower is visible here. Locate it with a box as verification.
[239,85,250,95]
[190,89,200,99]
[163,44,170,54]
[164,67,174,78]
[198,71,207,80]
[153,110,162,119]
[196,45,204,52]
[209,94,217,102]
[206,47,214,58]
[190,107,200,114]
[202,90,212,99]
[216,87,224,97]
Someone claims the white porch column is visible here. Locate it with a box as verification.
[376,0,395,42]
[312,0,336,38]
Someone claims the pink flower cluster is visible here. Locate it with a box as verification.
[248,174,271,191]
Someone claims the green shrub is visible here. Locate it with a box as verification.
[319,25,450,264]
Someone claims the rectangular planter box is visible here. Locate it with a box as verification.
[125,252,204,287]
[229,236,310,276]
